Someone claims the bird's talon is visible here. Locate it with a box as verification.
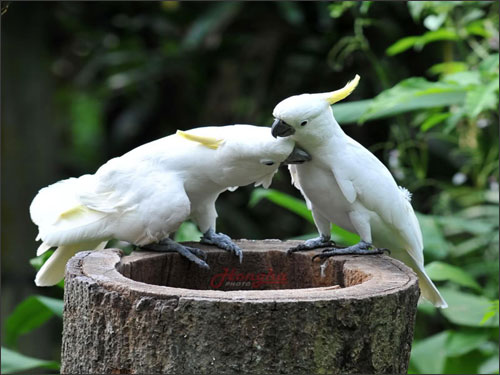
[202,229,243,261]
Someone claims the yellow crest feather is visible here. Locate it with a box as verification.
[176,130,224,150]
[326,74,360,105]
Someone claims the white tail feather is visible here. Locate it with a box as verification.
[401,250,448,308]
[392,248,447,308]
[34,241,106,287]
[413,265,448,308]
[36,242,53,256]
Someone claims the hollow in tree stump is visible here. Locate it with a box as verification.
[61,240,419,374]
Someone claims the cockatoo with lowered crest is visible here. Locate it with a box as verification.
[270,75,447,308]
[31,124,310,287]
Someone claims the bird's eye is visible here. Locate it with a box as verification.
[300,120,308,126]
[261,160,275,166]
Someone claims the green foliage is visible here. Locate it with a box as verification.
[360,77,468,123]
[2,294,63,374]
[410,331,449,374]
[440,288,498,328]
[1,347,60,374]
[425,261,482,291]
[69,92,104,167]
[4,296,63,348]
[249,188,313,223]
[386,29,459,56]
[481,300,500,325]
[250,188,359,245]
[1,255,64,373]
[174,221,203,242]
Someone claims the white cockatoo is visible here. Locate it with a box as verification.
[31,124,311,287]
[270,76,447,308]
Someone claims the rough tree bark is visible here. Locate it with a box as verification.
[61,240,419,374]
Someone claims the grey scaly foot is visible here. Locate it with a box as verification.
[312,240,389,261]
[139,238,209,269]
[201,228,243,263]
[287,234,336,255]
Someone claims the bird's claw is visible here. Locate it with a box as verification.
[139,240,209,269]
[185,246,208,260]
[201,230,243,263]
[379,248,391,255]
[287,236,336,255]
[312,243,388,262]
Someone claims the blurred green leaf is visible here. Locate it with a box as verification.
[437,215,497,237]
[419,28,459,44]
[249,188,313,223]
[461,8,486,25]
[479,54,500,74]
[458,205,499,220]
[410,331,449,374]
[454,236,494,257]
[330,225,359,246]
[174,221,202,242]
[465,19,490,38]
[425,261,482,291]
[1,347,60,374]
[182,2,241,50]
[420,112,450,131]
[5,296,63,348]
[479,355,500,374]
[428,61,468,76]
[276,2,304,25]
[360,78,467,123]
[333,100,371,124]
[249,188,359,245]
[440,288,499,327]
[386,36,420,56]
[480,300,499,325]
[442,71,482,86]
[386,29,458,56]
[328,1,356,18]
[446,329,490,357]
[416,213,450,259]
[407,1,425,21]
[70,92,104,166]
[443,350,494,375]
[465,80,499,118]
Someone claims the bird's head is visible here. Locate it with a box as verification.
[177,125,311,189]
[217,125,311,188]
[271,75,360,141]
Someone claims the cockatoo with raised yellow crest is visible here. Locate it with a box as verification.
[270,76,447,308]
[31,124,310,286]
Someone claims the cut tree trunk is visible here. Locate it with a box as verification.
[61,240,419,374]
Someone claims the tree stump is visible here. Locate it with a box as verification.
[61,240,419,374]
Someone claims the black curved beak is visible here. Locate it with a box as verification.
[282,145,312,165]
[271,118,295,138]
